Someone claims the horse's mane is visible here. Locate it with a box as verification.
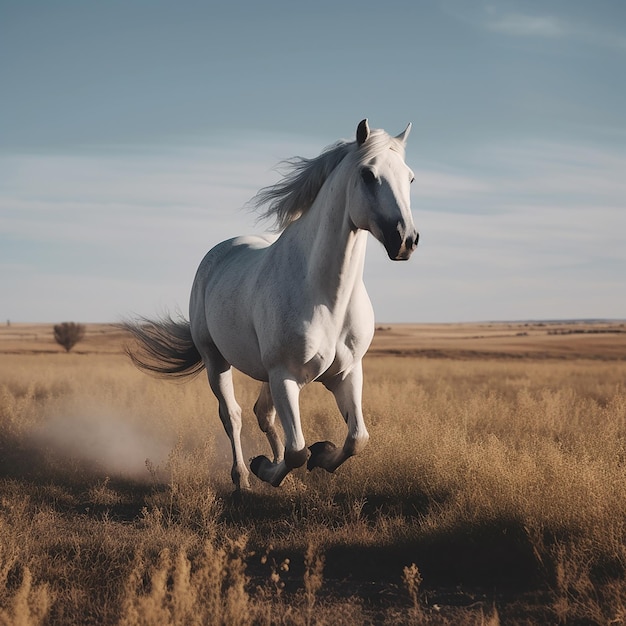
[253,129,404,231]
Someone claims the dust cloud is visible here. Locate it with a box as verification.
[29,410,174,482]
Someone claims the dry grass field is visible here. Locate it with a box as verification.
[1,321,625,624]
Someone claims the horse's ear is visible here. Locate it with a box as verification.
[395,122,412,145]
[356,119,370,146]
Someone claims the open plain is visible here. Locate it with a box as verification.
[1,321,625,624]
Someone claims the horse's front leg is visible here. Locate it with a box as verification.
[308,362,370,473]
[250,375,307,487]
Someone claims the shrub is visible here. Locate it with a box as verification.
[53,322,86,353]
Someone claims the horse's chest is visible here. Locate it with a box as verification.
[294,325,368,384]
[295,343,350,384]
[320,343,360,381]
[259,286,374,383]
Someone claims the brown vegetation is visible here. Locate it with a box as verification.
[53,322,86,353]
[0,322,625,624]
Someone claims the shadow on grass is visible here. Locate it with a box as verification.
[218,487,543,593]
[328,523,541,590]
[0,430,543,595]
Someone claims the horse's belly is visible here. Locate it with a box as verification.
[206,315,269,381]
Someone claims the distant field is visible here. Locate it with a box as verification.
[1,321,626,624]
[0,323,127,354]
[369,320,626,360]
[2,319,626,359]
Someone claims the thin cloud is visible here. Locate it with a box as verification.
[1,134,624,323]
[413,169,491,199]
[482,141,626,204]
[485,13,565,38]
[488,10,626,53]
[0,138,295,248]
[403,137,625,319]
[443,2,626,52]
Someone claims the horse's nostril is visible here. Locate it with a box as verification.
[406,233,418,250]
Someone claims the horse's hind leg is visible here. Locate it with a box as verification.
[204,350,250,490]
[253,383,284,463]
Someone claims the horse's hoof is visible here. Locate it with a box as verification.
[307,440,337,471]
[231,486,251,503]
[250,455,272,478]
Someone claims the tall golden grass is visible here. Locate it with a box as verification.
[0,325,625,624]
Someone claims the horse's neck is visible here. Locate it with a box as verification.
[288,175,367,309]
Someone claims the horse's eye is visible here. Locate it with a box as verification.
[410,175,415,184]
[361,168,378,185]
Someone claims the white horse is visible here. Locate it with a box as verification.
[125,119,418,490]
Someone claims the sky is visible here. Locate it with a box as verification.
[1,0,625,323]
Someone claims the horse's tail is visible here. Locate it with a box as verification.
[121,315,205,380]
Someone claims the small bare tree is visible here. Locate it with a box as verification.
[53,322,86,353]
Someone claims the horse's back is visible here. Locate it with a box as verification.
[195,233,277,284]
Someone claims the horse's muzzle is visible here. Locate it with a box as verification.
[385,229,419,261]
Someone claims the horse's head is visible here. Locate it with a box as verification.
[349,119,418,261]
